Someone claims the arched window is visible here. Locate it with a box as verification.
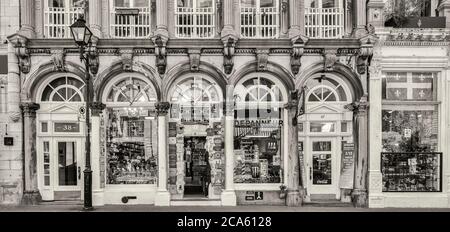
[169,75,223,121]
[41,76,85,102]
[305,75,349,103]
[105,76,158,105]
[234,76,286,105]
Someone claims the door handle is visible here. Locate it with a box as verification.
[309,166,312,181]
[78,167,81,180]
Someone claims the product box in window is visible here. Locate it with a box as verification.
[260,159,269,178]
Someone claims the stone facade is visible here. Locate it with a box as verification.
[0,0,449,208]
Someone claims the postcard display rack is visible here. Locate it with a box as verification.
[233,120,283,183]
[168,122,225,199]
[381,152,442,192]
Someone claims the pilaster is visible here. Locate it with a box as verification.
[20,102,41,205]
[438,0,450,29]
[367,0,386,29]
[155,102,171,206]
[352,0,368,38]
[89,0,103,38]
[20,0,36,38]
[90,103,106,206]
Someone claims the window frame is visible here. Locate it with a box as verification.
[109,0,153,39]
[239,0,281,39]
[174,0,217,39]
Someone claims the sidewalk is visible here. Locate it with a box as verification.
[1,204,450,212]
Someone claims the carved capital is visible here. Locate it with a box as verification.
[356,38,375,74]
[256,49,270,71]
[20,102,40,118]
[188,49,201,72]
[323,49,338,72]
[119,49,134,72]
[8,34,31,74]
[281,0,289,13]
[90,102,106,117]
[51,49,66,72]
[345,95,369,114]
[156,102,170,116]
[222,34,239,75]
[152,34,168,75]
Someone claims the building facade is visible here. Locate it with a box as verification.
[0,0,449,208]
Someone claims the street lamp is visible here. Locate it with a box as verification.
[70,15,93,211]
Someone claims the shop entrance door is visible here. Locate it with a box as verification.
[39,138,84,201]
[183,137,209,198]
[307,137,339,198]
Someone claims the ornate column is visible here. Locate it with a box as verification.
[89,0,103,37]
[20,102,41,205]
[90,102,105,206]
[20,0,36,38]
[154,102,171,206]
[352,0,368,38]
[347,96,369,208]
[221,86,237,206]
[288,0,304,38]
[285,97,302,206]
[6,40,24,123]
[155,0,169,36]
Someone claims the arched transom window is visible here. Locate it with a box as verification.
[305,75,350,103]
[41,76,85,102]
[234,75,287,106]
[105,76,158,105]
[169,75,223,121]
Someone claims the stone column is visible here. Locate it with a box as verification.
[221,86,237,206]
[20,0,36,38]
[20,102,41,205]
[288,0,304,38]
[367,0,386,29]
[438,0,450,28]
[221,0,239,37]
[89,0,103,37]
[155,0,169,36]
[352,0,367,38]
[285,100,302,206]
[7,43,21,123]
[90,102,105,206]
[351,96,369,208]
[155,102,171,206]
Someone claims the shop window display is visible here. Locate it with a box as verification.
[381,72,441,192]
[106,108,158,184]
[233,76,285,184]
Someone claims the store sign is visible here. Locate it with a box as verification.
[245,191,264,201]
[235,119,283,127]
[339,142,355,189]
[54,123,80,133]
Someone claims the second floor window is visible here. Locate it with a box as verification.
[175,0,216,39]
[44,0,85,38]
[240,0,280,39]
[305,0,344,39]
[110,0,152,38]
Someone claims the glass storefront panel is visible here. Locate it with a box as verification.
[106,108,158,185]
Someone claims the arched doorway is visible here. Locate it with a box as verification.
[298,73,354,201]
[101,73,160,204]
[233,73,289,189]
[166,74,225,201]
[36,74,87,201]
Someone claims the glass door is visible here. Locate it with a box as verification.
[308,138,337,196]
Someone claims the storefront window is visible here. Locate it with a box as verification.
[233,75,286,184]
[104,75,158,185]
[381,72,441,192]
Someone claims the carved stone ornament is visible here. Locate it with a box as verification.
[152,35,168,75]
[345,94,369,114]
[87,36,100,75]
[90,102,106,116]
[8,34,31,74]
[120,49,134,72]
[356,37,375,75]
[290,35,308,75]
[222,35,238,75]
[281,0,288,13]
[156,102,171,116]
[20,102,40,118]
[51,49,66,72]
[188,49,201,72]
[323,49,338,72]
[256,49,270,71]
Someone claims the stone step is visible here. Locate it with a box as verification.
[304,201,353,208]
[40,200,82,206]
[170,199,222,206]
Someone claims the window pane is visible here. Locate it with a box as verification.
[197,0,212,7]
[383,72,435,101]
[134,0,149,7]
[260,0,275,7]
[310,122,335,133]
[49,0,65,7]
[178,0,194,7]
[241,0,256,7]
[382,108,438,152]
[42,122,48,133]
[114,0,129,7]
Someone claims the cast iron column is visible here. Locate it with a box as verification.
[285,98,302,206]
[83,48,93,210]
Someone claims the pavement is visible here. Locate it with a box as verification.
[1,204,450,212]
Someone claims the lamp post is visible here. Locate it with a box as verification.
[70,16,94,211]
